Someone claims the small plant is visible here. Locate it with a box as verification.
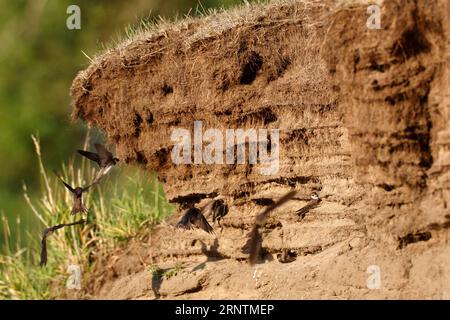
[148,264,164,280]
[164,262,184,280]
[149,262,184,281]
[0,132,174,299]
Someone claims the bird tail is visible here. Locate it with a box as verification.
[199,199,215,218]
[71,205,88,215]
[296,208,308,219]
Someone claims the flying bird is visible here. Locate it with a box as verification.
[77,143,119,181]
[176,207,214,234]
[54,171,96,215]
[40,219,85,267]
[296,192,321,220]
[211,199,229,227]
[244,190,297,265]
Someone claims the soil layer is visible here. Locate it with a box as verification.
[69,0,450,299]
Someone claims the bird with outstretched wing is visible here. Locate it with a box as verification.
[176,207,214,234]
[54,171,96,215]
[77,143,119,182]
[243,190,297,265]
[40,219,85,267]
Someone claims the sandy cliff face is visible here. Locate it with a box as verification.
[69,0,450,299]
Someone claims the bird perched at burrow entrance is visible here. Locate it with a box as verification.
[77,143,119,181]
[296,192,321,220]
[243,190,297,265]
[211,199,229,227]
[176,206,214,234]
[277,248,298,264]
[40,219,85,267]
[54,171,96,215]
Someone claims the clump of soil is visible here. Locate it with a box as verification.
[69,0,450,299]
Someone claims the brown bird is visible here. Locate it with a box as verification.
[40,219,85,267]
[176,207,214,234]
[211,199,228,227]
[77,143,119,181]
[54,171,96,215]
[277,249,297,263]
[296,192,321,220]
[244,190,297,265]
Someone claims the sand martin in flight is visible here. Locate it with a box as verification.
[243,190,297,265]
[54,171,96,215]
[40,219,85,267]
[176,207,214,234]
[77,143,119,181]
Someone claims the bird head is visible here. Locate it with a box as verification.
[310,192,320,200]
[44,229,54,237]
[74,187,84,196]
[212,198,225,208]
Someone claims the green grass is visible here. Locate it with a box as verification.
[0,132,175,299]
[149,262,184,281]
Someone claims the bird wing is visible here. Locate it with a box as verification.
[78,165,109,192]
[82,178,99,192]
[219,204,229,217]
[243,190,296,265]
[199,199,215,219]
[68,219,85,227]
[77,150,101,165]
[40,224,63,267]
[81,184,93,192]
[39,220,85,267]
[89,164,114,186]
[176,211,192,229]
[53,171,75,193]
[211,200,220,221]
[296,199,320,218]
[256,190,297,225]
[213,203,228,222]
[95,143,113,163]
[40,234,48,267]
[192,213,214,233]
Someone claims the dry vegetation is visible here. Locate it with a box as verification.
[28,0,450,299]
[0,133,173,299]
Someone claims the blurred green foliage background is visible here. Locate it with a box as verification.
[0,0,244,253]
